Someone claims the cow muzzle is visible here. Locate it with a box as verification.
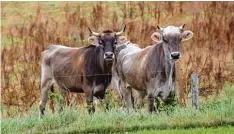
[104,52,115,61]
[170,52,181,60]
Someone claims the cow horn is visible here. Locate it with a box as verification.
[156,25,164,33]
[116,25,126,36]
[88,27,100,36]
[179,24,185,30]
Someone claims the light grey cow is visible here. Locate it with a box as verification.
[113,25,193,112]
[112,41,146,109]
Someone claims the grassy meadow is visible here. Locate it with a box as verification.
[1,1,234,134]
[2,84,234,134]
[132,127,234,134]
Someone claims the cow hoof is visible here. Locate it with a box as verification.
[88,107,95,114]
[39,111,44,119]
[39,106,45,119]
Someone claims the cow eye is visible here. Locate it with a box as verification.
[99,40,103,44]
[163,36,169,43]
[179,38,182,42]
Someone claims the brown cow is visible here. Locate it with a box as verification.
[39,26,126,118]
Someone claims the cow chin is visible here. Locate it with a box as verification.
[104,58,113,64]
[104,57,114,67]
[104,55,115,62]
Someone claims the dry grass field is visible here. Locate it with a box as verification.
[1,1,234,117]
[1,2,234,134]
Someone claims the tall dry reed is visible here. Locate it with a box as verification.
[1,2,234,116]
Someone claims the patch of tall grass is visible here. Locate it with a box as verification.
[132,126,234,134]
[2,84,234,134]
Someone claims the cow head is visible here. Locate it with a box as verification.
[88,25,126,64]
[151,24,193,61]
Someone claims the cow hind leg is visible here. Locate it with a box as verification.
[56,86,70,113]
[39,78,54,118]
[49,85,55,113]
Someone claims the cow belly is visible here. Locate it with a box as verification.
[124,72,146,91]
[123,67,146,91]
[93,84,106,99]
[122,55,147,91]
[54,75,84,93]
[128,81,146,91]
[69,87,84,93]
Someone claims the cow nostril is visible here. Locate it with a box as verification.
[170,52,180,59]
[105,52,114,57]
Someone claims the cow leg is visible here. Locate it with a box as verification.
[97,95,109,112]
[99,98,109,112]
[134,90,146,109]
[57,87,69,113]
[147,93,156,113]
[93,84,109,111]
[84,86,95,114]
[49,85,55,113]
[122,83,133,111]
[39,78,54,118]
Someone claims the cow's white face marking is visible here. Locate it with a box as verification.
[162,26,181,35]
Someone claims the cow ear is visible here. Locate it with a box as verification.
[117,36,128,45]
[151,32,161,42]
[88,36,99,46]
[181,30,193,41]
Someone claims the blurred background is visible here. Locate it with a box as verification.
[1,1,234,117]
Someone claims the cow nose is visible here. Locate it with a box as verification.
[170,52,181,60]
[105,52,114,58]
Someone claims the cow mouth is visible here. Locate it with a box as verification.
[104,58,114,66]
[171,56,180,60]
[104,58,113,62]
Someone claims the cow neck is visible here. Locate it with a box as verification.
[147,42,166,74]
[104,62,113,74]
[162,42,176,95]
[149,42,176,97]
[148,42,175,80]
[93,46,105,74]
[95,46,113,74]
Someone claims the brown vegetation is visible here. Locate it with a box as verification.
[1,2,234,116]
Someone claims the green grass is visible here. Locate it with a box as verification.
[132,126,234,134]
[2,84,234,134]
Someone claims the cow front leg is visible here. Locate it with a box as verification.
[134,90,146,109]
[87,98,95,114]
[122,84,133,111]
[93,84,109,111]
[147,93,156,113]
[99,98,109,112]
[84,86,95,114]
